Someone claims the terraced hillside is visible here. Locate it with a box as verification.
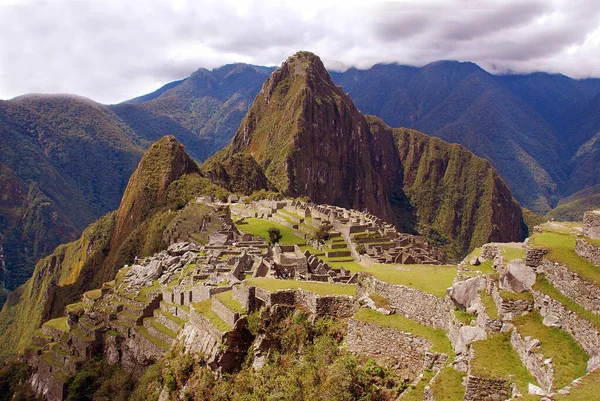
[20,198,600,401]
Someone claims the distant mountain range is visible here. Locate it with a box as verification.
[0,55,598,294]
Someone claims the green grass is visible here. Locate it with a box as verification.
[299,245,325,256]
[137,326,170,351]
[430,366,466,401]
[369,293,391,309]
[192,299,233,332]
[479,290,499,319]
[533,274,600,329]
[470,332,538,391]
[65,302,85,314]
[84,289,102,301]
[323,260,365,273]
[146,318,177,338]
[236,217,305,245]
[501,246,526,262]
[513,312,588,388]
[499,290,534,301]
[463,247,495,274]
[365,264,457,298]
[135,280,161,302]
[41,351,63,368]
[215,291,247,314]
[43,317,69,332]
[354,308,453,356]
[554,368,600,400]
[454,310,476,325]
[245,277,356,296]
[531,231,600,285]
[400,369,436,401]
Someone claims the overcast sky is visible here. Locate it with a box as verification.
[1,0,599,104]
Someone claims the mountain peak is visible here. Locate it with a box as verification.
[111,135,199,250]
[211,51,397,221]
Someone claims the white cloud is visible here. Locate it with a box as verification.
[0,0,598,103]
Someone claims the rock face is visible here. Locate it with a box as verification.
[204,51,526,259]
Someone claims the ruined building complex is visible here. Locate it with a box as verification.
[22,201,600,401]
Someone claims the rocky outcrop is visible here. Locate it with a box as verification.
[500,260,536,293]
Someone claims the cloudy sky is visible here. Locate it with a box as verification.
[1,0,599,104]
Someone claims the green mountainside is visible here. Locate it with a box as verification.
[0,96,145,296]
[368,117,525,257]
[0,136,228,356]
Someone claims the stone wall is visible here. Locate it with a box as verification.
[583,211,600,240]
[533,290,600,371]
[356,274,452,329]
[575,239,600,267]
[212,296,240,327]
[189,308,226,340]
[314,294,356,318]
[525,247,547,268]
[491,284,533,321]
[346,319,433,379]
[481,244,500,260]
[536,260,600,315]
[463,376,511,401]
[511,328,554,392]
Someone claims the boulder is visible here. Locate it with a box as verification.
[500,259,536,293]
[454,326,487,354]
[450,276,485,310]
[470,257,481,266]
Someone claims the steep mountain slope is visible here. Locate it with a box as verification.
[113,63,275,160]
[0,95,145,293]
[368,117,524,256]
[0,136,228,356]
[204,52,525,258]
[331,62,582,213]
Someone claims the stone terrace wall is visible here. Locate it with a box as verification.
[356,274,452,329]
[533,290,600,371]
[189,308,226,341]
[583,211,600,240]
[314,294,356,318]
[347,319,433,379]
[525,247,547,268]
[481,244,500,260]
[536,260,600,315]
[575,239,600,267]
[511,328,554,392]
[491,284,533,321]
[463,376,511,401]
[211,296,240,328]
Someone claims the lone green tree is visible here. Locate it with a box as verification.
[267,227,282,245]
